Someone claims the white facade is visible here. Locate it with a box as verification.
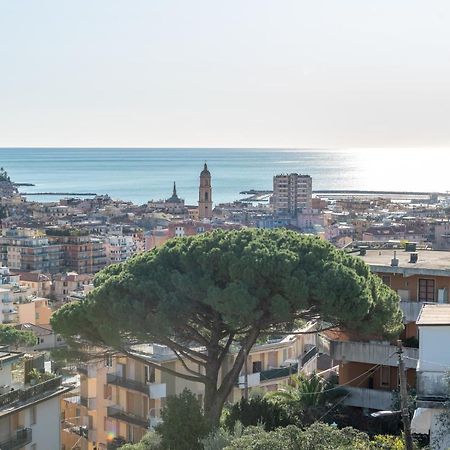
[0,287,17,324]
[412,305,450,450]
[104,235,136,264]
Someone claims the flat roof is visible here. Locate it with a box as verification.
[417,304,450,326]
[356,249,450,276]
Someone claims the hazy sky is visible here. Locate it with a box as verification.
[1,0,449,148]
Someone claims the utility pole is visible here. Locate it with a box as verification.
[243,347,249,400]
[397,340,414,450]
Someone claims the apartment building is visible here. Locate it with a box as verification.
[0,287,18,324]
[52,272,93,303]
[73,324,317,449]
[16,297,52,326]
[104,235,136,264]
[0,266,20,285]
[0,228,63,274]
[13,272,51,298]
[272,173,312,216]
[47,230,107,274]
[0,348,70,450]
[321,246,450,412]
[411,304,450,450]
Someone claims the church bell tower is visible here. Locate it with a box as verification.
[198,163,212,219]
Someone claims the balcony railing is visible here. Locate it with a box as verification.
[0,376,62,408]
[79,396,96,409]
[326,340,418,369]
[260,364,298,382]
[0,428,32,450]
[417,371,450,400]
[107,406,149,429]
[107,373,148,395]
[343,386,394,411]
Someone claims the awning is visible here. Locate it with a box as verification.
[411,408,432,434]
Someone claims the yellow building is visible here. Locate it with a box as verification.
[16,297,53,325]
[72,323,317,448]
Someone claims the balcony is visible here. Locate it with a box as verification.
[400,301,427,323]
[107,373,148,395]
[327,340,418,369]
[0,376,62,408]
[260,364,298,382]
[343,386,394,411]
[80,396,96,409]
[107,406,148,429]
[0,428,32,450]
[417,371,450,401]
[237,364,298,388]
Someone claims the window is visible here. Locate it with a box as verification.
[419,279,435,302]
[252,361,262,373]
[105,354,113,367]
[381,275,391,287]
[104,384,112,400]
[30,405,37,425]
[145,366,155,383]
[380,365,390,387]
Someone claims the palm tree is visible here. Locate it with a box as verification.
[265,373,347,424]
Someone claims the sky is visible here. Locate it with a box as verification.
[0,0,449,148]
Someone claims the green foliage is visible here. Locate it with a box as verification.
[156,389,209,450]
[224,396,292,431]
[201,428,234,450]
[223,422,406,450]
[51,229,403,423]
[120,432,162,450]
[45,227,89,237]
[0,325,37,348]
[265,373,347,424]
[27,368,56,384]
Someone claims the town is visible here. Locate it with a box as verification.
[0,163,449,449]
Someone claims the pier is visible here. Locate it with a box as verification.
[22,192,97,196]
[239,189,450,202]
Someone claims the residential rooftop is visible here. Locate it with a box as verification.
[417,304,450,326]
[356,249,450,276]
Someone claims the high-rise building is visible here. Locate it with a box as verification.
[0,228,63,274]
[272,173,312,216]
[198,163,213,220]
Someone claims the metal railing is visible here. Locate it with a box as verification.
[107,373,149,395]
[260,364,298,382]
[0,428,32,450]
[0,376,62,408]
[107,406,149,429]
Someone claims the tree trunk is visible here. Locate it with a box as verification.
[203,383,227,428]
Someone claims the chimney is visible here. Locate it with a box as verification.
[391,251,399,267]
[410,253,418,263]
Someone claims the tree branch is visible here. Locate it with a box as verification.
[121,347,209,384]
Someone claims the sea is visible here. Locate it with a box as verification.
[0,148,448,205]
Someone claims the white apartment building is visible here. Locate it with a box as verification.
[0,287,18,324]
[412,304,450,450]
[104,235,136,264]
[272,173,312,216]
[0,348,70,450]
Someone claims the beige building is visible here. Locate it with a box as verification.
[71,324,317,448]
[272,173,312,216]
[52,272,93,303]
[16,297,53,326]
